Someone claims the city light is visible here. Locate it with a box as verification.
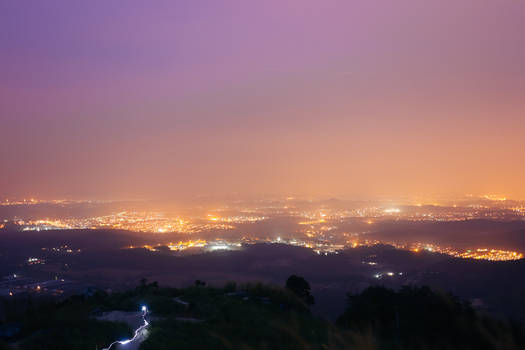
[4,196,525,263]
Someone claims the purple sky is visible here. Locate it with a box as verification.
[1,1,525,199]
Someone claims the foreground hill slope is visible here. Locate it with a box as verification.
[1,281,524,349]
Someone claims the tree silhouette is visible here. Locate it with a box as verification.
[194,280,206,287]
[285,275,315,305]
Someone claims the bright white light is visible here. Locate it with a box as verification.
[384,208,401,214]
[209,245,229,251]
[105,310,149,349]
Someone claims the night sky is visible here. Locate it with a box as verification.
[2,1,525,199]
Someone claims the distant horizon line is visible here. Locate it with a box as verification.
[0,193,522,203]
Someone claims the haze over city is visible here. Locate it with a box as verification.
[2,0,525,200]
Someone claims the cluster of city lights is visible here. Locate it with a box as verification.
[15,212,235,234]
[41,245,81,254]
[0,198,108,206]
[398,242,522,261]
[126,239,242,252]
[207,214,267,223]
[27,257,45,265]
[4,197,525,263]
[456,249,523,261]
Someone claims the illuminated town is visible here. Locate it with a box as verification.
[13,212,235,233]
[2,195,523,262]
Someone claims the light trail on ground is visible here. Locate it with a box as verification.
[102,306,149,350]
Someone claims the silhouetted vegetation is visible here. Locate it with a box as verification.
[338,285,525,349]
[286,274,315,305]
[0,281,524,349]
[0,294,132,350]
[194,279,207,287]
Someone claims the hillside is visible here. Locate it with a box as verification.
[1,279,525,350]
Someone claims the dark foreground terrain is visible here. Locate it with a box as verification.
[1,280,524,350]
[3,228,525,321]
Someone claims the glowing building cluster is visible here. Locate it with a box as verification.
[126,239,242,252]
[455,249,523,261]
[16,212,235,234]
[4,196,525,262]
